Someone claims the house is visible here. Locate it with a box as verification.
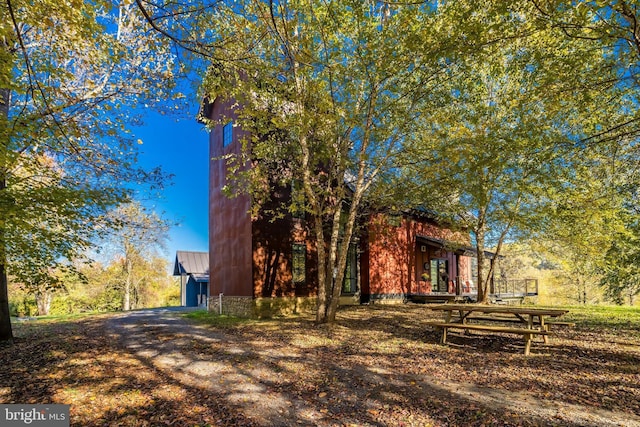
[205,98,536,317]
[365,211,475,304]
[173,251,209,308]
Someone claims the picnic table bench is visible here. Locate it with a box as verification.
[464,315,575,329]
[427,304,570,356]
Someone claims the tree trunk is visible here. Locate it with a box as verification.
[326,183,366,323]
[315,207,338,324]
[475,220,490,303]
[0,86,13,343]
[0,264,12,343]
[296,131,332,324]
[123,258,132,311]
[35,289,52,316]
[323,204,347,323]
[312,206,329,323]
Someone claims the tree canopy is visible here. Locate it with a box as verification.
[379,1,640,303]
[3,0,640,343]
[199,0,482,322]
[192,0,640,313]
[103,202,170,311]
[0,0,179,342]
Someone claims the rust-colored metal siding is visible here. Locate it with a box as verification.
[252,207,318,298]
[208,97,253,297]
[366,215,413,297]
[366,214,471,298]
[208,96,317,299]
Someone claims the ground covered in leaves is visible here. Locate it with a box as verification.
[1,305,639,426]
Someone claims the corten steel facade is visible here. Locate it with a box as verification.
[251,190,318,299]
[207,98,473,316]
[364,214,474,302]
[208,97,319,316]
[208,97,253,299]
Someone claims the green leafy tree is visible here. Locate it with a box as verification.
[13,266,64,316]
[0,0,177,342]
[601,233,640,305]
[201,0,472,323]
[49,261,124,314]
[128,256,175,309]
[103,202,170,311]
[402,1,633,302]
[599,200,640,304]
[532,153,632,304]
[530,1,640,144]
[41,255,175,314]
[528,0,640,304]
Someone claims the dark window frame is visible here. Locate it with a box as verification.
[292,243,306,284]
[430,258,449,293]
[342,244,358,295]
[222,121,233,147]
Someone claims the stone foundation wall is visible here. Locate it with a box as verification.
[369,294,405,304]
[254,297,316,318]
[339,294,361,306]
[208,295,254,317]
[208,295,317,318]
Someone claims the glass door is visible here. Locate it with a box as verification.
[430,259,449,292]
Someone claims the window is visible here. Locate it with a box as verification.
[342,244,358,294]
[430,259,449,293]
[291,179,305,219]
[222,121,233,147]
[292,243,306,284]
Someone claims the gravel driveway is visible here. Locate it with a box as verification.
[105,307,310,426]
[100,306,640,427]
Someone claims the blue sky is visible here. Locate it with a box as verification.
[132,108,210,262]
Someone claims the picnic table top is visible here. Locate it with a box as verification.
[429,304,569,317]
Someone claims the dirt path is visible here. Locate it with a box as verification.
[105,308,307,426]
[100,307,640,427]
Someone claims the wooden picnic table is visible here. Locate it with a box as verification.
[427,304,570,355]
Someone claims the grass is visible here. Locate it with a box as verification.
[182,310,257,327]
[32,311,109,322]
[559,304,640,330]
[183,303,640,330]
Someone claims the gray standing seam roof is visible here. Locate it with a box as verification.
[173,251,209,276]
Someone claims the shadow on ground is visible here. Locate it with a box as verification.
[0,305,639,426]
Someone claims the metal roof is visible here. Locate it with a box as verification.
[173,251,209,276]
[191,274,209,283]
